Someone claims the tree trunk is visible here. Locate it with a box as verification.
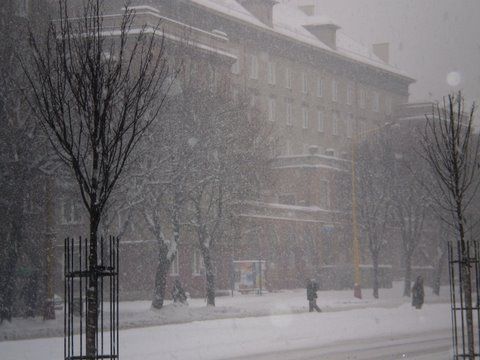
[403,251,412,297]
[1,222,21,322]
[460,240,475,359]
[86,213,100,358]
[432,244,447,296]
[372,253,379,299]
[151,244,170,309]
[202,246,215,306]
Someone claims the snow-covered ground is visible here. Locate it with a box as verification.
[0,282,453,359]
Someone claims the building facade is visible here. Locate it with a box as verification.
[49,0,422,299]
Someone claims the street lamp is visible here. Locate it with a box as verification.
[350,122,394,299]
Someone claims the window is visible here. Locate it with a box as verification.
[359,119,367,136]
[189,61,198,80]
[286,101,293,126]
[193,249,205,275]
[347,113,354,138]
[359,87,366,109]
[332,79,338,102]
[385,96,392,115]
[302,106,309,129]
[317,78,323,97]
[230,49,240,75]
[170,254,179,276]
[250,92,257,108]
[61,198,82,224]
[249,55,258,79]
[268,97,276,122]
[285,139,292,155]
[268,62,276,85]
[231,87,239,103]
[302,72,308,94]
[317,110,324,132]
[231,59,240,75]
[347,84,354,105]
[332,112,338,135]
[373,91,380,112]
[208,65,216,91]
[325,148,335,157]
[320,179,330,208]
[285,67,292,89]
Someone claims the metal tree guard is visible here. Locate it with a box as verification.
[64,236,119,360]
[448,240,480,359]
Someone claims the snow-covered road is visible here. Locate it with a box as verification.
[231,330,451,359]
[1,303,452,360]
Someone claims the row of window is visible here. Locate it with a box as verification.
[283,140,339,157]
[268,98,365,137]
[277,179,330,208]
[235,55,392,114]
[61,199,83,225]
[169,249,205,276]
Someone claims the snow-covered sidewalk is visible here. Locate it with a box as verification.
[0,281,450,342]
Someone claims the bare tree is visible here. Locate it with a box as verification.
[183,83,273,306]
[356,132,395,299]
[391,163,428,297]
[390,127,431,297]
[23,0,170,355]
[421,93,478,358]
[134,90,196,310]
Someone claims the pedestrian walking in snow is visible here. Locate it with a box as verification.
[306,279,321,312]
[411,275,424,309]
[172,279,188,305]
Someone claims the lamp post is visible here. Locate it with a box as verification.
[350,140,362,299]
[350,122,393,299]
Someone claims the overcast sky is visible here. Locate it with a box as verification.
[306,0,480,107]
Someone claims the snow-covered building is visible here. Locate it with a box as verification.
[50,0,419,298]
[146,0,414,290]
[112,0,415,296]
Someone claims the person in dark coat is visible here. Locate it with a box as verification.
[412,275,425,309]
[172,279,188,305]
[306,279,321,312]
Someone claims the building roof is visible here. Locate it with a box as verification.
[189,0,414,82]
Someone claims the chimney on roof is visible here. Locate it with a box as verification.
[298,4,315,16]
[372,42,390,64]
[303,22,340,49]
[238,0,278,27]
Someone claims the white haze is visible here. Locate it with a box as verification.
[304,0,480,106]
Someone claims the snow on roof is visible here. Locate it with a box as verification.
[190,0,268,29]
[335,31,410,77]
[272,3,331,52]
[301,15,338,27]
[188,1,413,81]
